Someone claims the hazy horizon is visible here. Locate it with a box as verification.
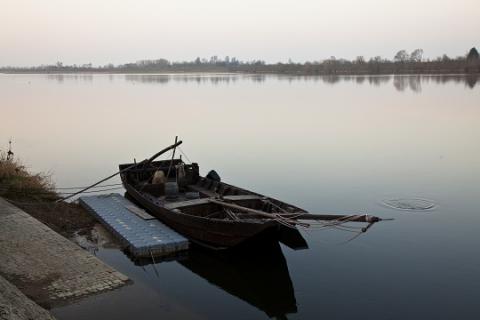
[2,0,479,67]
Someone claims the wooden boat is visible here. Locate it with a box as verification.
[120,170,306,248]
[119,140,380,249]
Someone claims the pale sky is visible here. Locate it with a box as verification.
[1,0,479,66]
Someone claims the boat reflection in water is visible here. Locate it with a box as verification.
[178,230,308,319]
[131,228,307,319]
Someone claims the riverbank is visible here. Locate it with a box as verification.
[0,156,129,317]
[0,197,129,309]
[0,156,103,240]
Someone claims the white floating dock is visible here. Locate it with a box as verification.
[79,194,189,258]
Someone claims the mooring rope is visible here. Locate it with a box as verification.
[55,183,123,190]
[178,146,192,164]
[0,186,123,195]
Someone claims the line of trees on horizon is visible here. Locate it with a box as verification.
[1,48,479,75]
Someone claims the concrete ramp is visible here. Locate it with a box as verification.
[79,194,189,258]
[0,274,55,320]
[0,197,128,307]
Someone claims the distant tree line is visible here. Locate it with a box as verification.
[1,48,479,75]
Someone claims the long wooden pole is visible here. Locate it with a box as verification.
[147,140,183,164]
[280,213,381,223]
[58,140,183,202]
[209,198,381,224]
[208,198,309,227]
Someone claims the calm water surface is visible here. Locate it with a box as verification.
[1,73,479,319]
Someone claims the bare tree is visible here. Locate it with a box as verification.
[394,50,409,63]
[466,47,480,73]
[467,47,479,61]
[410,49,424,62]
[355,56,365,64]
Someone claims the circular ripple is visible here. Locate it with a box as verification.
[382,198,436,211]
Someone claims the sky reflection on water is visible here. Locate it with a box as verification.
[1,73,479,319]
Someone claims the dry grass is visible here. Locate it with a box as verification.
[0,152,57,201]
[0,153,96,238]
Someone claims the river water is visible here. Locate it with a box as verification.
[1,73,479,319]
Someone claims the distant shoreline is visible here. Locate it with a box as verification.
[3,48,479,76]
[1,70,479,76]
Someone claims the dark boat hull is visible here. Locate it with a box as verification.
[123,182,279,249]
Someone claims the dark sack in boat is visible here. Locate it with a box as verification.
[206,170,221,182]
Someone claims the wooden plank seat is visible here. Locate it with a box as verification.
[165,194,263,210]
[188,184,219,197]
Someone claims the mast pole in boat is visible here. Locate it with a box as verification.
[166,136,179,179]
